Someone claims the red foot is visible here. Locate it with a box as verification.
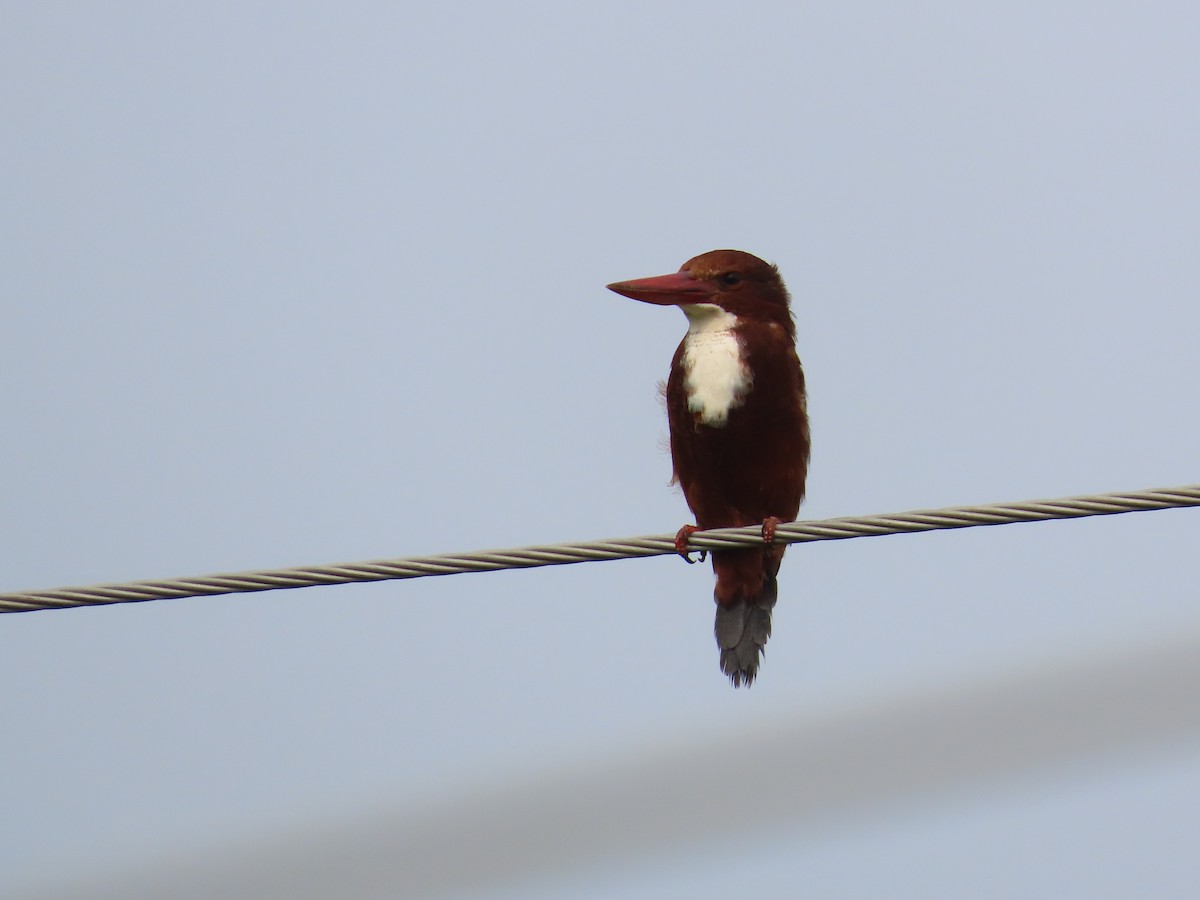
[674,524,706,564]
[762,516,782,544]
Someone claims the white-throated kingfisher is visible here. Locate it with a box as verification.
[608,250,810,686]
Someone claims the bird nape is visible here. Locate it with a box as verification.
[607,249,810,687]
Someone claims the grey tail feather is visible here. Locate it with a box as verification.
[713,573,778,688]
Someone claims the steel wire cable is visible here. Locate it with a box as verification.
[3,483,1198,613]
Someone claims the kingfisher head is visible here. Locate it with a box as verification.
[607,249,793,337]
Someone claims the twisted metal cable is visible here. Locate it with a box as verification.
[3,484,1198,614]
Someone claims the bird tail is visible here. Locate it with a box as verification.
[712,547,784,688]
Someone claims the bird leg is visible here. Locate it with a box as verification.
[674,524,707,564]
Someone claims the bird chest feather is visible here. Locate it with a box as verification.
[680,309,752,427]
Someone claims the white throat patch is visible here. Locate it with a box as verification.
[680,305,750,427]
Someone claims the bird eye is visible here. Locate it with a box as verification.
[719,272,742,287]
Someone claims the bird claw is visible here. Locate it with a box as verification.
[762,516,782,545]
[674,524,706,564]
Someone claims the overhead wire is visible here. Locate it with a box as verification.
[2,483,1198,614]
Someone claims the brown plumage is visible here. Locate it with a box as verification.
[608,250,810,686]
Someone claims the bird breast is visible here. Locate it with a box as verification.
[680,308,752,427]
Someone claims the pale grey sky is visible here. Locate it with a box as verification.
[4,2,1200,898]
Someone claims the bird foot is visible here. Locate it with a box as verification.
[761,516,782,544]
[674,524,707,564]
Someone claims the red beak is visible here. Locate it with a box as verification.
[606,270,717,306]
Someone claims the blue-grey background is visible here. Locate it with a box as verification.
[3,2,1199,897]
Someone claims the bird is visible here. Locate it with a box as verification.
[607,250,810,686]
